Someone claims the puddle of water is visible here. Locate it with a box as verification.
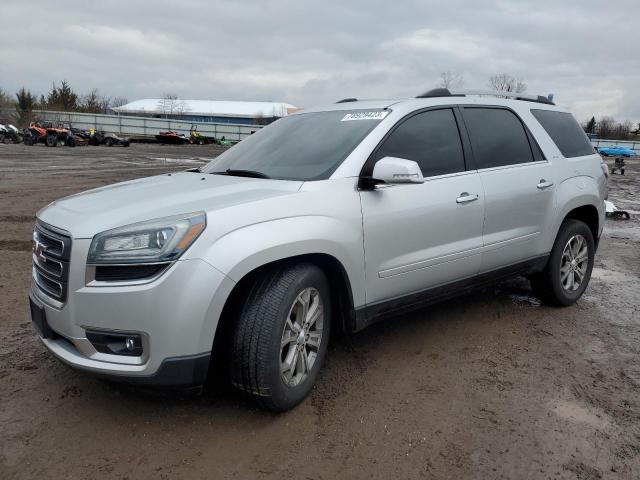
[147,156,205,164]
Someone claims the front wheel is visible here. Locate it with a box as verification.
[530,219,595,306]
[45,133,58,147]
[228,263,331,411]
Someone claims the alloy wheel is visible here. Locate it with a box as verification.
[280,287,324,387]
[560,234,589,291]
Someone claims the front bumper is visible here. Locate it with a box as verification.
[31,240,235,386]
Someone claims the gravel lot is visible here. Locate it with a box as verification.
[1,143,639,479]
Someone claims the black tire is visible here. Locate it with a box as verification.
[67,137,76,147]
[621,168,625,175]
[123,141,130,147]
[2,136,10,144]
[45,133,57,147]
[530,219,595,306]
[228,263,331,412]
[105,138,114,147]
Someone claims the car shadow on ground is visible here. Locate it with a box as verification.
[74,275,542,417]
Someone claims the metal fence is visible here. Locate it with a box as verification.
[591,138,640,154]
[32,110,263,141]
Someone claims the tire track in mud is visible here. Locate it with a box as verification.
[0,240,32,251]
[0,215,34,223]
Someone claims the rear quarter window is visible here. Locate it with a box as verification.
[531,109,595,158]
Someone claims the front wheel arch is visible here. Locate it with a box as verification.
[209,254,355,380]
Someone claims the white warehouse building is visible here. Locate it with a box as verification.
[113,99,298,125]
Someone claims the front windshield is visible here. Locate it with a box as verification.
[201,109,389,181]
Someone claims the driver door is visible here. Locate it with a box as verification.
[359,107,485,306]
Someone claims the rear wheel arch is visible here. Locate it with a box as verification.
[562,204,599,248]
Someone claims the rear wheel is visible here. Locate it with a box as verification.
[228,263,331,411]
[105,138,114,147]
[530,219,595,306]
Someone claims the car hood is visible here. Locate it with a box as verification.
[38,171,303,238]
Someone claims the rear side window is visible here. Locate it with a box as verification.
[375,108,465,177]
[531,109,595,158]
[463,108,534,168]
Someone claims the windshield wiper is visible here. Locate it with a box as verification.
[213,169,271,179]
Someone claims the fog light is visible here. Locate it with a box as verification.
[86,330,143,356]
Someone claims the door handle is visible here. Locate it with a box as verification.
[456,192,479,204]
[537,179,554,190]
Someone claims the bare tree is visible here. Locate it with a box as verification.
[438,71,465,90]
[111,97,129,108]
[615,120,633,140]
[488,73,527,93]
[598,116,615,139]
[157,93,188,118]
[79,88,111,114]
[0,88,16,122]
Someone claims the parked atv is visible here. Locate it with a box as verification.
[24,122,77,147]
[156,131,188,144]
[88,129,130,147]
[0,124,23,144]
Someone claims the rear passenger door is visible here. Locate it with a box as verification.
[461,107,556,272]
[359,108,485,306]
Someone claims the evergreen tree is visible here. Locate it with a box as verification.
[15,88,37,126]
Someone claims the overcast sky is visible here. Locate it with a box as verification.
[1,0,638,121]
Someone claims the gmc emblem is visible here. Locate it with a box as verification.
[33,238,47,261]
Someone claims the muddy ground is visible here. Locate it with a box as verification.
[0,143,639,479]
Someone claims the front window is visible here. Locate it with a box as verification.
[201,109,389,181]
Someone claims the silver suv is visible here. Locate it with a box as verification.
[30,89,606,411]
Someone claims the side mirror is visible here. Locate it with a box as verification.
[367,156,425,187]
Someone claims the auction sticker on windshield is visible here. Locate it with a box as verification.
[341,111,389,121]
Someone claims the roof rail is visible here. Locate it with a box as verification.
[416,88,555,105]
[335,98,358,103]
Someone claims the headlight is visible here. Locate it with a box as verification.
[87,212,206,265]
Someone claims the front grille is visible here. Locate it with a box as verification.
[33,221,72,303]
